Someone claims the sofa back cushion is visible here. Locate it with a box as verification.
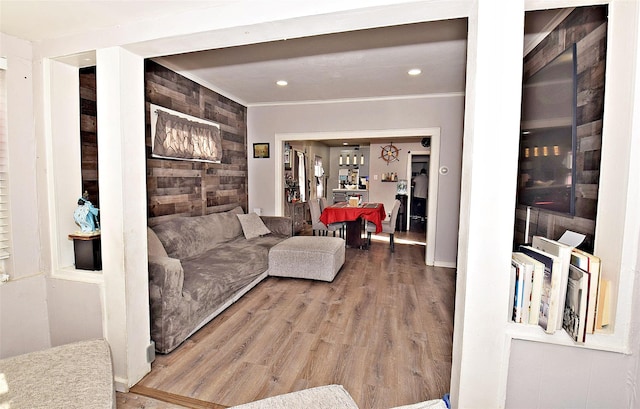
[152,206,244,259]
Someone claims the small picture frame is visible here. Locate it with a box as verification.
[253,143,270,158]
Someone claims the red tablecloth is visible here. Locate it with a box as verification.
[320,202,386,233]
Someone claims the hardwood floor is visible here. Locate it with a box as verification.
[120,226,455,409]
[117,389,199,409]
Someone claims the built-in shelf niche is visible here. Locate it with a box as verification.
[508,5,635,355]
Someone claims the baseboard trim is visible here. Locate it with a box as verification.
[434,261,457,268]
[114,376,129,393]
[129,384,228,409]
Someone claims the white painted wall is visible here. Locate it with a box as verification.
[507,340,633,408]
[0,33,50,358]
[0,275,49,357]
[47,279,104,346]
[1,36,41,281]
[0,34,105,359]
[248,95,464,265]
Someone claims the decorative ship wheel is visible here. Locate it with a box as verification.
[379,143,400,164]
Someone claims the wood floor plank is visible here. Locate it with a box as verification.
[208,361,271,406]
[117,391,190,409]
[128,385,227,409]
[263,331,317,393]
[133,227,454,409]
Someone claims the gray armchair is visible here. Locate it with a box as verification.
[366,199,401,252]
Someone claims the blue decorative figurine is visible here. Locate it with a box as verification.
[74,191,100,233]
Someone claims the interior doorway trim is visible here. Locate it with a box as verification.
[274,127,440,266]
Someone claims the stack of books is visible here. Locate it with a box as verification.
[510,236,607,344]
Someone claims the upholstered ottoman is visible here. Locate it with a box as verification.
[269,236,345,282]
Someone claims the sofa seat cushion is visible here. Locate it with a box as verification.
[181,235,287,316]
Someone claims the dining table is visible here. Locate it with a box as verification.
[320,202,386,248]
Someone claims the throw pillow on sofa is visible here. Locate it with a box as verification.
[237,212,272,239]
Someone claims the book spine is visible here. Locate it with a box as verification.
[528,264,543,325]
[513,263,524,323]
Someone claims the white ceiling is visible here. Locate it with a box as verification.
[0,1,220,42]
[154,19,469,106]
[1,1,565,145]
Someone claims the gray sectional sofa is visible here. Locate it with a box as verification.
[147,206,292,353]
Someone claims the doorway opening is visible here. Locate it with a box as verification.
[409,154,429,235]
[275,128,439,266]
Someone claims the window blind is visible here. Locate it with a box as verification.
[0,60,11,259]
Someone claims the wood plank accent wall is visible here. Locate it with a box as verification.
[514,6,607,252]
[144,60,248,226]
[79,67,100,207]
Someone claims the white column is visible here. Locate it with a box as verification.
[451,1,524,408]
[46,59,83,270]
[96,47,151,390]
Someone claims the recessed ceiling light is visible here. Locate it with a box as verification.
[276,80,288,86]
[408,68,422,76]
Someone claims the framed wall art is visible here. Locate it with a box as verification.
[253,143,270,158]
[150,103,222,163]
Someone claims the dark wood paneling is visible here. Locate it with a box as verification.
[79,67,100,207]
[145,61,248,224]
[515,6,607,252]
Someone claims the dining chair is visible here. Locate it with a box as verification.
[309,198,344,237]
[319,196,329,212]
[365,199,401,252]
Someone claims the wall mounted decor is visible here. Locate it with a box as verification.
[253,143,270,158]
[379,143,401,164]
[150,103,222,163]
